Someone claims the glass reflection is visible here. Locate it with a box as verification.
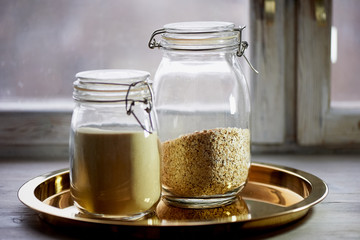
[156,196,250,222]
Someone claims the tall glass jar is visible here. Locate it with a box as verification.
[69,69,161,220]
[149,22,251,208]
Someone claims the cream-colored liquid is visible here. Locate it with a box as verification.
[70,127,161,217]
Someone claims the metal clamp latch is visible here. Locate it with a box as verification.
[148,29,166,49]
[125,81,154,134]
[235,26,258,73]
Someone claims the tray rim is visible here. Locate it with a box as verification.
[18,162,328,228]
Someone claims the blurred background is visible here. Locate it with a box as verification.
[0,0,250,107]
[0,0,358,108]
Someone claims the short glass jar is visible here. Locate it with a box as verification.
[149,22,251,208]
[69,69,161,220]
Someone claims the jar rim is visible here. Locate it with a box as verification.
[163,21,235,33]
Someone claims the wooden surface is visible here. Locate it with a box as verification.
[1,154,359,239]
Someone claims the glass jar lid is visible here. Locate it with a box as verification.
[149,21,241,52]
[163,21,235,33]
[73,69,151,102]
[149,21,258,73]
[75,69,150,83]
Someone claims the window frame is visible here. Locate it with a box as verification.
[250,0,296,145]
[296,0,360,146]
[250,0,360,150]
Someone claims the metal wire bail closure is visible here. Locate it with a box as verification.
[125,80,154,134]
[148,29,166,49]
[148,24,258,73]
[234,27,258,74]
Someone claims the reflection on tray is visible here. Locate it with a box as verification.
[241,182,305,207]
[156,196,250,222]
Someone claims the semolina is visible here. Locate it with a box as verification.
[161,128,250,197]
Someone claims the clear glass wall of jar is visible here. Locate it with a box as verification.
[149,22,251,208]
[69,69,161,220]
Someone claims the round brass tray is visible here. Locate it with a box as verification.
[18,162,328,231]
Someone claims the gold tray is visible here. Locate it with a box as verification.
[18,162,327,232]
